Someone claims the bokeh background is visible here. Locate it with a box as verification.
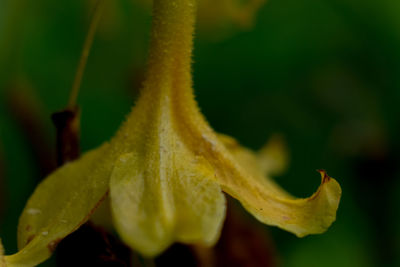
[1,0,400,266]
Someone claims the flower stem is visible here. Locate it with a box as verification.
[143,0,197,94]
[67,0,105,109]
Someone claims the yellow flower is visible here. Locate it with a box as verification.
[3,0,341,266]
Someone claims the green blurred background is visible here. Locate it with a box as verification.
[1,0,399,266]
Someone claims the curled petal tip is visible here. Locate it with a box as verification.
[317,169,331,183]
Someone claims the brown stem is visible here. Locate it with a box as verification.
[51,108,81,165]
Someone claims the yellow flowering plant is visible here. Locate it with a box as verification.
[2,0,341,266]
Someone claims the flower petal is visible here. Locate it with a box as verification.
[217,155,341,237]
[110,149,226,257]
[5,143,111,267]
[257,135,288,176]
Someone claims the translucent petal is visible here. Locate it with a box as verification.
[215,147,341,237]
[5,143,111,267]
[110,147,226,256]
[257,135,288,176]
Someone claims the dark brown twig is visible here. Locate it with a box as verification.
[51,108,80,165]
